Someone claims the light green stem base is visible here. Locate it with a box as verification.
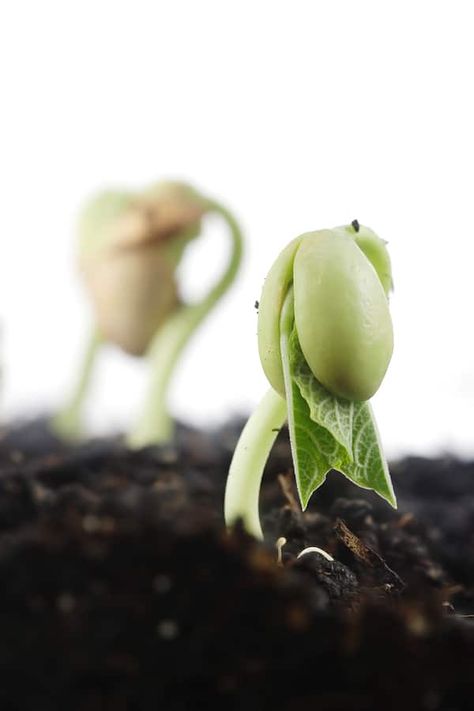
[52,328,102,440]
[127,302,202,448]
[127,200,243,449]
[224,388,287,539]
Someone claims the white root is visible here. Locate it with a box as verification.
[297,546,334,562]
[276,537,287,565]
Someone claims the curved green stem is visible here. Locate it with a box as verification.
[127,200,243,448]
[224,388,288,539]
[52,327,102,440]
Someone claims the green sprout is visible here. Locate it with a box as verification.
[224,222,395,539]
[53,180,243,447]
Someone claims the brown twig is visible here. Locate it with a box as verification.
[334,518,405,592]
[277,472,300,512]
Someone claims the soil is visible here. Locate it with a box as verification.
[1,418,474,710]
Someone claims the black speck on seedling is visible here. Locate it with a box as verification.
[225,222,395,539]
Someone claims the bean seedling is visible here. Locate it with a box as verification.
[53,180,243,447]
[224,222,395,539]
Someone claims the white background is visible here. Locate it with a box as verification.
[1,1,474,457]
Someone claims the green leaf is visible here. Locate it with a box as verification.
[290,380,348,509]
[280,310,396,511]
[343,400,396,506]
[279,290,329,507]
[290,329,354,459]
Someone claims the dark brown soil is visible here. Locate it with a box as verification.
[1,418,474,710]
